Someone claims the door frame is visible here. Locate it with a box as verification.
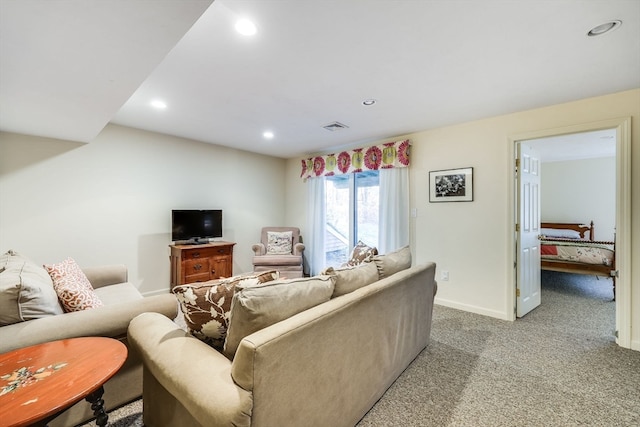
[507,117,632,348]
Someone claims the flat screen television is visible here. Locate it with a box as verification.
[172,209,223,243]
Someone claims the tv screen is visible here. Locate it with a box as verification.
[172,210,223,242]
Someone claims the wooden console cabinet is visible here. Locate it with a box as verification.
[170,242,235,288]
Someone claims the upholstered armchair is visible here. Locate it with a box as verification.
[252,227,305,278]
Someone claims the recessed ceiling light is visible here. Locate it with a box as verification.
[587,20,622,37]
[150,99,167,109]
[362,99,377,106]
[235,19,257,36]
[263,131,274,139]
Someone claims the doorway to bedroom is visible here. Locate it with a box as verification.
[512,117,632,349]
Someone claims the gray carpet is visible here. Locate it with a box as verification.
[86,271,640,426]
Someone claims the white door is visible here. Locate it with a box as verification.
[516,143,541,317]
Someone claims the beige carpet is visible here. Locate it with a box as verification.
[83,271,640,426]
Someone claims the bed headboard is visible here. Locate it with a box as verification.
[540,221,594,241]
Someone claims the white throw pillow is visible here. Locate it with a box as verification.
[266,231,293,255]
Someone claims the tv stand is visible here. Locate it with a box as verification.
[170,241,236,288]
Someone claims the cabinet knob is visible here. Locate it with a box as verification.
[211,269,216,275]
[193,264,202,271]
[193,252,200,258]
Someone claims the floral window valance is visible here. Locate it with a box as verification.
[300,139,410,180]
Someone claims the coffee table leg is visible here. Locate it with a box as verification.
[86,386,109,427]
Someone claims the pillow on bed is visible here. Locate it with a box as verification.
[541,228,582,239]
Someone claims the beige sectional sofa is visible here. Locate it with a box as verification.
[0,251,178,427]
[128,250,437,427]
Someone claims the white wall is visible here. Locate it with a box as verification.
[286,88,640,349]
[541,157,616,242]
[0,124,287,295]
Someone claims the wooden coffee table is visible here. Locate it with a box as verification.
[0,337,127,427]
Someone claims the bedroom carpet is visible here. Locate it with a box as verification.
[82,271,640,427]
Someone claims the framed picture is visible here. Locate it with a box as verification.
[429,167,474,202]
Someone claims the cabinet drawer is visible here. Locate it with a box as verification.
[183,246,231,259]
[184,272,212,283]
[184,259,210,275]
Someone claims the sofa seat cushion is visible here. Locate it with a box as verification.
[252,254,302,266]
[0,250,64,326]
[224,275,336,359]
[94,282,142,305]
[322,261,379,297]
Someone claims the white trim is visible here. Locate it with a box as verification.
[507,117,632,348]
[142,289,171,297]
[435,299,511,321]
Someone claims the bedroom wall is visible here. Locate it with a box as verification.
[541,157,616,242]
[0,124,287,295]
[285,88,640,350]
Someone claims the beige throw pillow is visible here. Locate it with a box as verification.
[0,250,64,326]
[173,270,279,350]
[322,261,379,297]
[224,275,336,359]
[373,245,412,279]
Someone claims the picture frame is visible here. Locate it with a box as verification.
[429,167,474,202]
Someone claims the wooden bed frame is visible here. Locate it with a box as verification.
[540,221,616,299]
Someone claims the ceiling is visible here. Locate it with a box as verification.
[1,1,639,159]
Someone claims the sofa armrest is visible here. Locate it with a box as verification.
[0,294,178,353]
[82,264,128,289]
[252,243,266,256]
[128,313,252,427]
[293,242,305,256]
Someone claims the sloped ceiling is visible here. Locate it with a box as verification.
[1,1,639,159]
[0,0,213,142]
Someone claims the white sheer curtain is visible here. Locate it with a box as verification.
[306,176,326,276]
[378,167,410,254]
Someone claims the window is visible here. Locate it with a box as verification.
[324,170,379,268]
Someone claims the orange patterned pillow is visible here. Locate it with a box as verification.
[44,258,103,312]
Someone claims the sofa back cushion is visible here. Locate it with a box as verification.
[322,261,379,297]
[224,275,336,359]
[0,250,64,325]
[373,245,412,279]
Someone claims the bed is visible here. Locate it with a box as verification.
[539,221,616,299]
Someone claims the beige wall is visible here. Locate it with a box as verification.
[0,124,287,295]
[286,88,639,350]
[541,157,616,242]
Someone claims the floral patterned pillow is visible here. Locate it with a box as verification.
[172,270,279,350]
[266,231,293,255]
[346,240,378,267]
[44,257,103,312]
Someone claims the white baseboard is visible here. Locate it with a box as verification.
[434,297,511,321]
[142,288,171,297]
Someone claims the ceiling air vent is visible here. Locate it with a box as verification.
[322,121,349,132]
